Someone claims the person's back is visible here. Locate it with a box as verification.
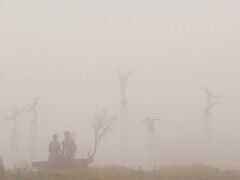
[49,134,61,164]
[62,131,77,160]
[49,141,61,156]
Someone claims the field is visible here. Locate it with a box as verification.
[4,164,240,180]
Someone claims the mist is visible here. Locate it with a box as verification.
[0,0,240,170]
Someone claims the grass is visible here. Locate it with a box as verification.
[3,164,240,180]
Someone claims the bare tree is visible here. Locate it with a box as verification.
[88,110,116,159]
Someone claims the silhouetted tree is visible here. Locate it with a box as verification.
[88,110,116,159]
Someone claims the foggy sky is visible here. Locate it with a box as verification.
[0,0,240,169]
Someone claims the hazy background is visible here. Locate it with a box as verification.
[0,0,240,169]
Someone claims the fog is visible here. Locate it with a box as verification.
[0,0,240,170]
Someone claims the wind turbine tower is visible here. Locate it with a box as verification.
[203,86,222,165]
[118,71,132,166]
[140,117,160,169]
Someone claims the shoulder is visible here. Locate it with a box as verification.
[49,141,54,146]
[69,138,76,144]
[62,139,67,144]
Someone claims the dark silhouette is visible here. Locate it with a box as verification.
[32,129,94,169]
[22,94,41,122]
[140,117,160,133]
[203,86,222,116]
[204,100,217,116]
[203,86,222,102]
[4,107,22,132]
[88,110,116,159]
[32,117,116,170]
[16,168,21,180]
[118,71,133,106]
[48,134,62,168]
[0,156,4,179]
[62,131,77,161]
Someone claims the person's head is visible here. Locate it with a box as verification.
[64,131,70,138]
[52,134,58,141]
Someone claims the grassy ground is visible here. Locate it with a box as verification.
[3,164,240,180]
